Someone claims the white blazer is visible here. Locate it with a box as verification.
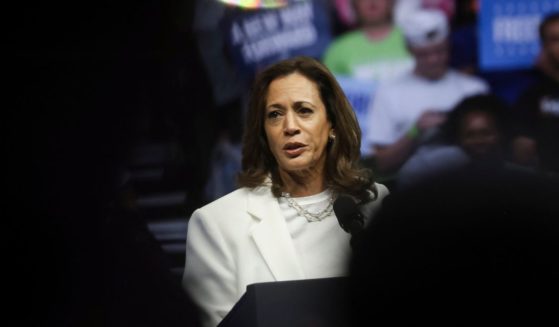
[182,183,389,327]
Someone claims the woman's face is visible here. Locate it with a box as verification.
[264,72,332,175]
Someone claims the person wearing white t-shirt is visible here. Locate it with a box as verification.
[365,8,488,174]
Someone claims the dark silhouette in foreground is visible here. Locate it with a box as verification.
[350,166,559,326]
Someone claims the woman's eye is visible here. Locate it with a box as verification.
[299,108,313,115]
[267,111,281,119]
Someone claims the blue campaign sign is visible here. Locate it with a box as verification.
[479,0,559,71]
[221,0,331,78]
[334,76,376,157]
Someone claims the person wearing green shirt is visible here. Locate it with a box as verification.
[323,0,413,82]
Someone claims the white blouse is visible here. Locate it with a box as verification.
[278,189,352,278]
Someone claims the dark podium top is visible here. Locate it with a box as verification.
[218,277,350,327]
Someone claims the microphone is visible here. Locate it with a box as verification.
[334,194,365,248]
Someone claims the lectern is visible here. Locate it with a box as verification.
[218,277,350,327]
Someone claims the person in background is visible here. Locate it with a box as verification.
[323,0,412,81]
[365,8,488,180]
[444,94,509,165]
[396,94,518,190]
[511,12,559,177]
[394,0,456,27]
[323,0,413,158]
[182,56,389,327]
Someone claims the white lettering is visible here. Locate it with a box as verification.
[241,24,317,63]
[279,2,313,27]
[492,15,541,43]
[231,22,244,45]
[261,12,280,32]
[243,16,264,39]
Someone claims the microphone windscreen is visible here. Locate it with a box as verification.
[333,194,357,233]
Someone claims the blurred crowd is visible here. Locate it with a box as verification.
[194,0,558,207]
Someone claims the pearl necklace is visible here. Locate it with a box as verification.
[281,191,335,222]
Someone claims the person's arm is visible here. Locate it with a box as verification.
[373,111,447,173]
[373,135,418,173]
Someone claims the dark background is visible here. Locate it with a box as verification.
[10,1,205,325]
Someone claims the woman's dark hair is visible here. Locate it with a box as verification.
[237,56,375,200]
[442,93,510,145]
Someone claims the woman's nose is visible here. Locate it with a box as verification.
[283,111,300,135]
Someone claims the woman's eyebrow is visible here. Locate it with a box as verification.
[265,103,285,110]
[293,101,316,108]
[266,101,316,110]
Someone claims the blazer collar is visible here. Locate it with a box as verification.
[247,185,305,281]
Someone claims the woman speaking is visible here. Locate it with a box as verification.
[182,56,389,327]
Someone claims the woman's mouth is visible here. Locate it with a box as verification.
[283,142,306,157]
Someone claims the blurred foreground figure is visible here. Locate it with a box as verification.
[350,165,559,326]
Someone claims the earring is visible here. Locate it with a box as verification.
[329,131,336,141]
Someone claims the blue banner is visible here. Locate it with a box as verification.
[479,0,559,71]
[334,76,376,157]
[221,0,331,78]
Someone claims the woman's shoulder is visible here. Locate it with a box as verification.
[187,188,252,230]
[373,182,390,199]
[193,184,273,216]
[357,182,390,206]
[359,182,390,226]
[197,187,252,213]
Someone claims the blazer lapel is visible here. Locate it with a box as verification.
[247,186,305,281]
